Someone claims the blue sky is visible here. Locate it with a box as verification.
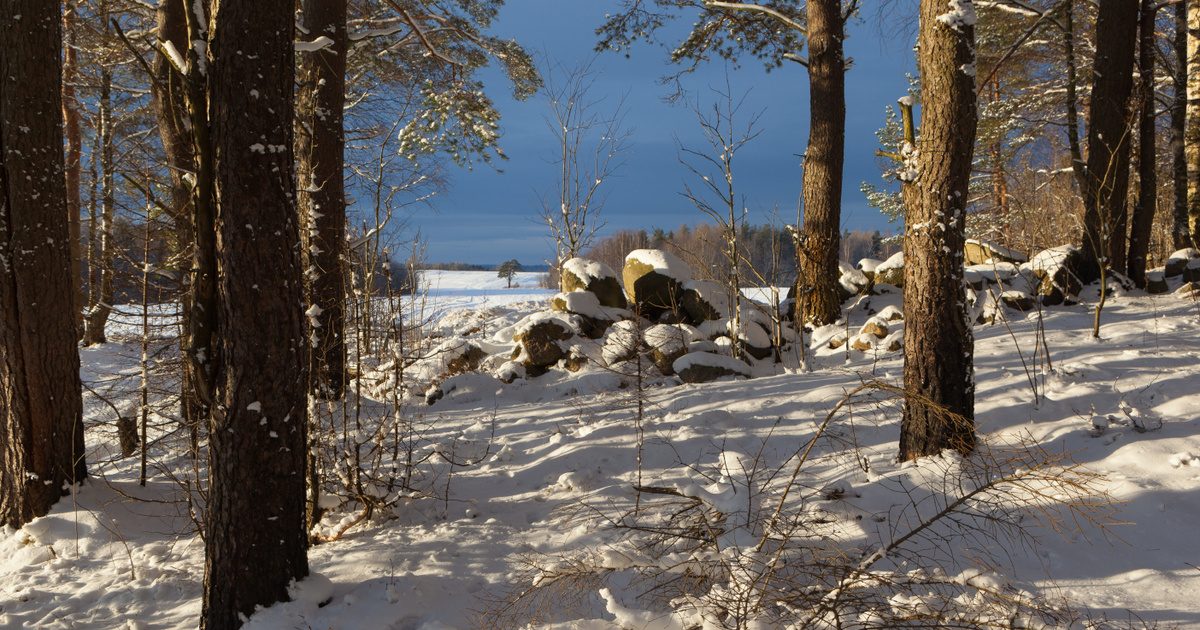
[412,1,918,264]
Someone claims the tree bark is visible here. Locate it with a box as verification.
[63,0,83,337]
[796,0,844,327]
[1174,0,1191,251]
[1188,0,1200,247]
[0,0,88,528]
[1128,0,1158,286]
[898,0,978,462]
[297,0,348,399]
[201,0,310,626]
[1081,0,1139,281]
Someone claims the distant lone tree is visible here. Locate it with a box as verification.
[498,259,522,288]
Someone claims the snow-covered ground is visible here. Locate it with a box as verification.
[4,272,1200,628]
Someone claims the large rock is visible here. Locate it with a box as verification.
[550,291,627,339]
[1146,269,1169,294]
[601,320,642,366]
[645,323,699,375]
[964,239,1027,266]
[1000,290,1035,312]
[1164,248,1199,278]
[673,352,751,383]
[1030,245,1084,306]
[623,249,692,319]
[511,314,575,372]
[561,257,627,308]
[681,280,730,324]
[874,252,905,288]
[434,339,487,380]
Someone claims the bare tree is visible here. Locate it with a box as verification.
[898,0,978,461]
[201,0,310,626]
[678,79,763,361]
[539,60,630,278]
[0,0,89,528]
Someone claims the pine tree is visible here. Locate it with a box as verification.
[898,0,978,461]
[201,0,310,625]
[0,0,89,528]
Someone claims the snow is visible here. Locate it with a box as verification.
[9,271,1200,627]
[562,257,617,284]
[1031,244,1078,273]
[624,249,692,282]
[294,36,334,53]
[671,351,751,376]
[876,251,904,273]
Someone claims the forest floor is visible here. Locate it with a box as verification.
[3,271,1200,629]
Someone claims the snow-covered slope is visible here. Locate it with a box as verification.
[4,276,1200,628]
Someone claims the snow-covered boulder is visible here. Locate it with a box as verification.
[838,268,872,299]
[1164,248,1199,278]
[622,249,692,318]
[964,239,1027,266]
[561,257,627,308]
[644,323,700,375]
[1146,268,1169,294]
[431,339,487,380]
[1031,245,1084,306]
[550,291,628,338]
[673,352,750,383]
[680,280,730,324]
[1186,258,1200,283]
[601,320,641,366]
[874,251,905,287]
[1000,290,1035,312]
[857,257,883,279]
[511,313,575,374]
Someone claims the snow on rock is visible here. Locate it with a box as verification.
[857,257,883,275]
[681,280,731,322]
[874,251,905,287]
[673,351,751,383]
[602,320,642,366]
[1165,248,1199,277]
[561,257,628,309]
[623,249,693,318]
[624,249,692,282]
[562,257,617,284]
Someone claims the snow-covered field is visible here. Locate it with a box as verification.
[4,272,1200,628]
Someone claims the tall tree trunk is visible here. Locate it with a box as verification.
[297,0,348,399]
[796,0,844,327]
[0,0,88,528]
[83,67,115,346]
[201,0,309,626]
[898,0,978,462]
[1174,0,1191,250]
[153,0,205,441]
[183,0,217,429]
[1081,0,1139,281]
[989,76,1010,237]
[1128,0,1158,286]
[63,0,83,337]
[1064,0,1089,197]
[1188,0,1200,247]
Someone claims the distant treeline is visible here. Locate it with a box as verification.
[422,262,551,272]
[579,224,898,287]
